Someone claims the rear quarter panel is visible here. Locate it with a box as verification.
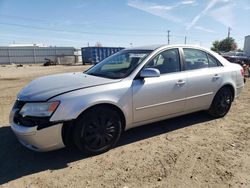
[220,62,244,99]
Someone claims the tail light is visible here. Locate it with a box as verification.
[240,68,244,77]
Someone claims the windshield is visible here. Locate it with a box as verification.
[223,51,235,56]
[236,52,247,56]
[85,50,152,79]
[223,51,248,57]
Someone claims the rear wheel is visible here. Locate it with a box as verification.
[73,106,122,154]
[208,87,233,118]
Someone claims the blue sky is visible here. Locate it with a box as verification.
[0,0,249,49]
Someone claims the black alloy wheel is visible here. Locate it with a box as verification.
[208,87,233,118]
[73,106,122,154]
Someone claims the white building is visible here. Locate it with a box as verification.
[244,35,250,56]
[8,43,48,47]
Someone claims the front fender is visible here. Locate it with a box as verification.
[49,81,133,128]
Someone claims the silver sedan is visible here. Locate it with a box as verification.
[10,45,245,154]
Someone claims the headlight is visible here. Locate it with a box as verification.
[19,101,60,117]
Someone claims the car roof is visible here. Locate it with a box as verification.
[126,44,209,51]
[126,44,164,51]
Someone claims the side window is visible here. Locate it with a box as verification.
[146,48,180,74]
[183,48,209,70]
[207,53,222,67]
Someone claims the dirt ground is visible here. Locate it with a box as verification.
[0,64,249,188]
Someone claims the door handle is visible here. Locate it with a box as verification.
[213,74,221,79]
[176,80,186,86]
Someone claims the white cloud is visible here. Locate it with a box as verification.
[186,0,220,30]
[149,5,178,10]
[194,26,216,33]
[127,0,182,23]
[181,0,196,5]
[209,3,235,27]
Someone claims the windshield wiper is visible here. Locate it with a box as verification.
[87,72,112,79]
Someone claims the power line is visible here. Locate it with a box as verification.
[0,14,171,33]
[0,22,167,37]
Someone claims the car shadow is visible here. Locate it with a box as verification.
[118,111,214,146]
[0,111,214,185]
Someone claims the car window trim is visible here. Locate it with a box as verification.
[180,47,223,71]
[134,47,183,79]
[206,53,223,67]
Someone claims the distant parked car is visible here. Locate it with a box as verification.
[221,51,250,65]
[43,58,57,66]
[10,45,244,154]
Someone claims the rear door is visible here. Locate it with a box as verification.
[182,48,223,111]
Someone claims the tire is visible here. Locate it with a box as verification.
[208,87,233,118]
[73,106,122,154]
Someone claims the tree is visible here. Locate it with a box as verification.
[211,37,238,52]
[211,40,220,52]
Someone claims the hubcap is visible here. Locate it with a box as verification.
[83,116,117,150]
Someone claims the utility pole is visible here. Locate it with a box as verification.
[184,36,187,44]
[227,27,231,38]
[167,30,170,45]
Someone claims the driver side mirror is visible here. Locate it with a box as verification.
[140,68,160,78]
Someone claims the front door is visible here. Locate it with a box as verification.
[132,48,187,123]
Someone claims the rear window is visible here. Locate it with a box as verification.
[183,48,222,70]
[207,53,222,67]
[183,48,208,70]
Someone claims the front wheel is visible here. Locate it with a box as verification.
[208,87,233,118]
[73,106,122,155]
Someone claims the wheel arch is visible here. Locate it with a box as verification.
[78,103,126,131]
[61,103,126,148]
[208,83,235,118]
[220,83,235,101]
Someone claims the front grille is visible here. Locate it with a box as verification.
[14,113,37,127]
[14,113,51,129]
[13,100,25,110]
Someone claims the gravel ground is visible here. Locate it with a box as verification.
[0,64,249,188]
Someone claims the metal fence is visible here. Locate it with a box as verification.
[0,46,75,64]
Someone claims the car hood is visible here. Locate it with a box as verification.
[18,72,121,101]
